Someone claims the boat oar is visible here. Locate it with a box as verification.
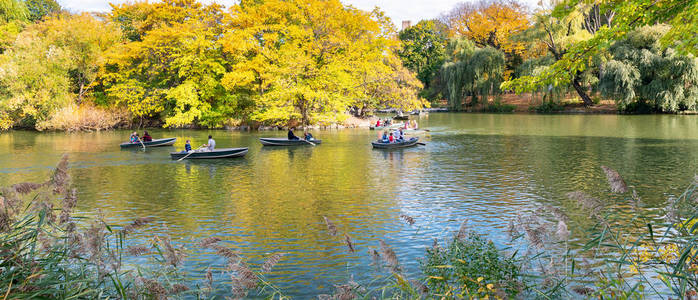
[177,145,205,162]
[417,142,427,146]
[302,139,316,146]
[139,139,146,150]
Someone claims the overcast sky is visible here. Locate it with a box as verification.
[57,0,539,28]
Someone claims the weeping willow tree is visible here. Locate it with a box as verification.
[600,25,698,113]
[441,37,506,110]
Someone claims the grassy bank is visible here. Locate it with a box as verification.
[2,156,697,298]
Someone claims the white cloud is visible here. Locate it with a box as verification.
[57,0,540,28]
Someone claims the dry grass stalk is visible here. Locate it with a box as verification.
[507,219,520,240]
[400,214,415,225]
[601,166,628,193]
[261,253,285,273]
[127,246,150,256]
[121,217,152,235]
[323,216,337,236]
[158,235,185,267]
[344,234,355,253]
[455,220,468,240]
[379,240,399,270]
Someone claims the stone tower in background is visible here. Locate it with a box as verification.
[401,20,412,31]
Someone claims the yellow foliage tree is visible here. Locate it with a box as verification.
[445,0,531,71]
[220,0,424,126]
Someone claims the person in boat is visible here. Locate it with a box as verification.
[388,132,394,143]
[205,135,216,151]
[180,139,193,153]
[304,131,314,141]
[376,119,381,127]
[129,132,140,143]
[142,131,152,142]
[288,127,299,140]
[398,128,405,141]
[381,130,389,143]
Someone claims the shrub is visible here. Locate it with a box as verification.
[483,102,516,113]
[422,232,522,298]
[35,104,128,131]
[530,101,565,113]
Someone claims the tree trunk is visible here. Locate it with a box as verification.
[571,75,594,106]
[78,82,85,105]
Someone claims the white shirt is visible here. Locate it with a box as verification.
[207,138,216,151]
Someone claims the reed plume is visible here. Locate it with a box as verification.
[199,237,222,248]
[556,220,570,241]
[49,154,70,194]
[567,191,603,215]
[261,253,285,273]
[601,166,628,193]
[158,235,185,267]
[229,260,258,297]
[379,240,399,271]
[59,188,77,226]
[121,217,152,235]
[11,182,44,195]
[400,214,415,225]
[323,216,337,236]
[139,277,167,300]
[368,249,380,262]
[169,283,190,294]
[127,246,150,256]
[455,220,468,240]
[344,234,355,253]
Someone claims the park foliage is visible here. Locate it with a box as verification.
[0,0,697,130]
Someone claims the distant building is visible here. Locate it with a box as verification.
[401,20,412,31]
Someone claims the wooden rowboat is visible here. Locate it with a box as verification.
[371,137,420,149]
[393,115,409,120]
[259,138,321,146]
[169,147,248,160]
[120,137,176,148]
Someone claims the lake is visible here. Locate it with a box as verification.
[1,113,697,297]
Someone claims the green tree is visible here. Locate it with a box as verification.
[441,37,506,110]
[503,0,698,101]
[397,19,447,99]
[0,0,27,22]
[0,13,120,129]
[599,25,698,112]
[25,0,60,22]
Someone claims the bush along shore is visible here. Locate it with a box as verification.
[2,156,698,298]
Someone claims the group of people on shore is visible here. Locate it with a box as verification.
[375,119,418,129]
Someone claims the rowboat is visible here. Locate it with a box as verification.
[393,115,409,120]
[369,122,404,130]
[169,148,248,160]
[259,138,322,146]
[120,137,176,148]
[371,137,420,149]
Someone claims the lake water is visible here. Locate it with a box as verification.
[1,113,697,297]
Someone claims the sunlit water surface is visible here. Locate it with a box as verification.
[1,113,698,297]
